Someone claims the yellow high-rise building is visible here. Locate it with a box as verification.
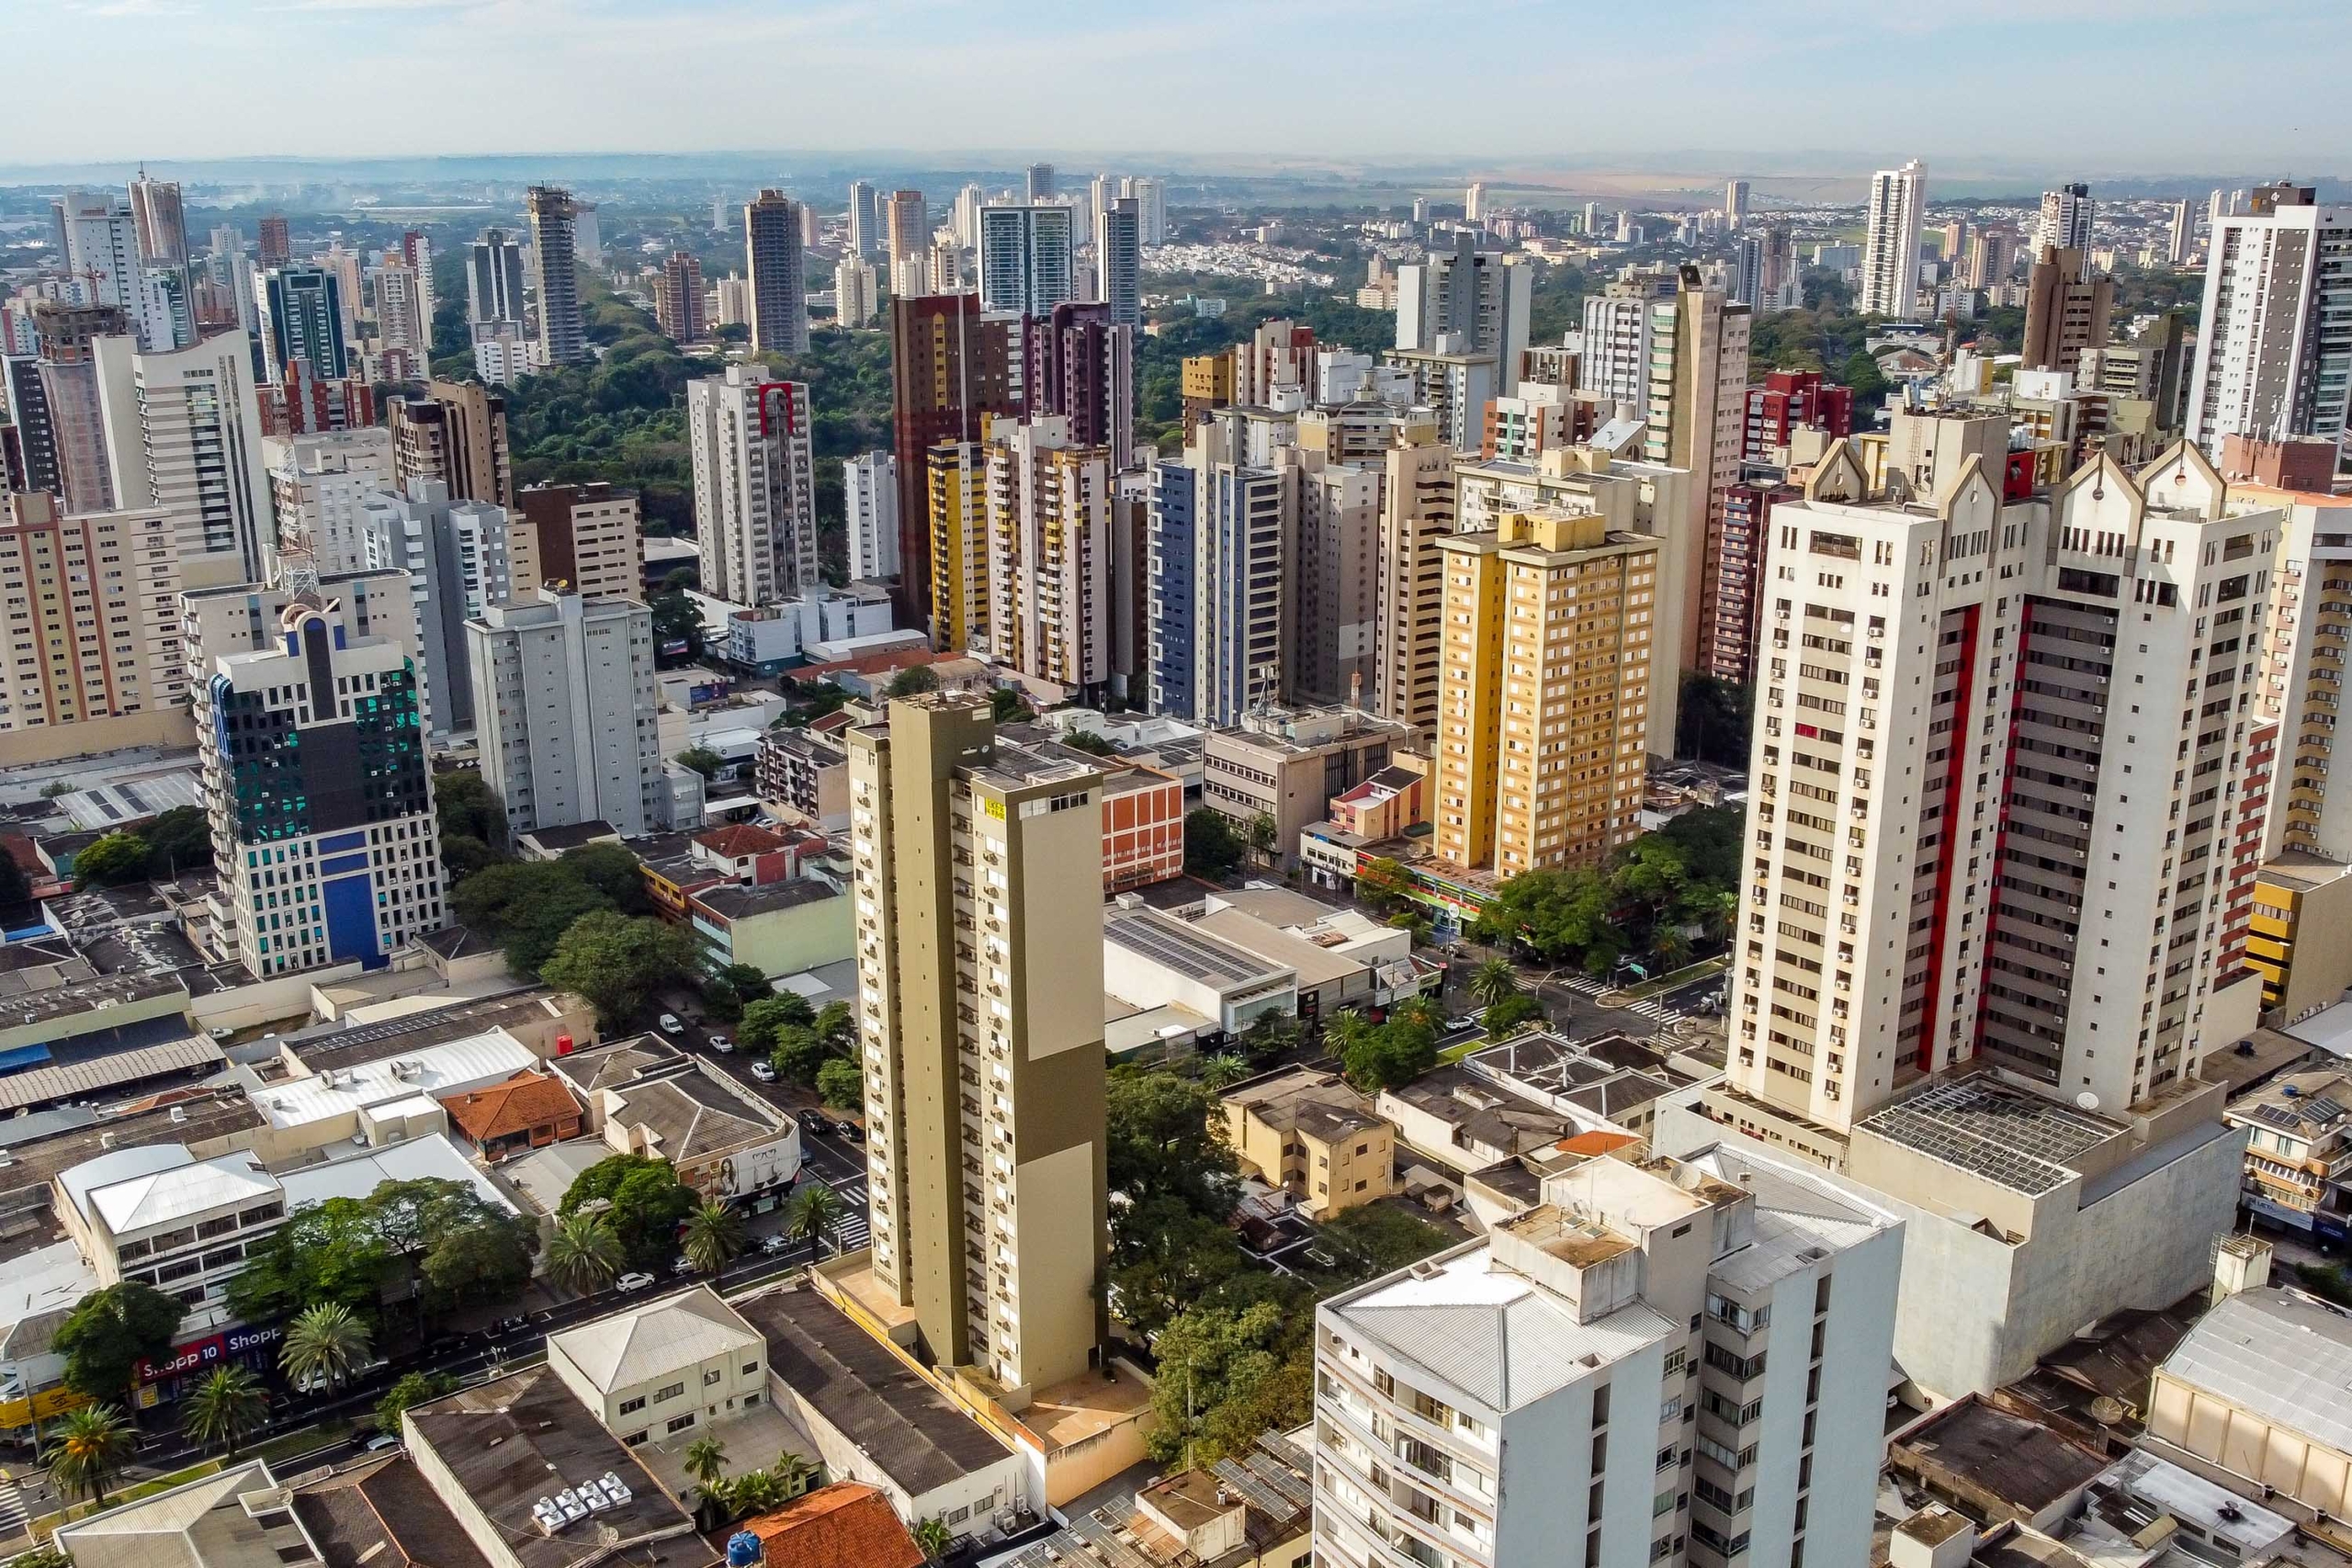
[1432,509,1657,878]
[926,439,987,653]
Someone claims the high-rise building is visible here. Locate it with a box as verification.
[978,417,1115,692]
[2020,245,2114,378]
[1023,300,1136,462]
[2186,183,2352,464]
[1962,223,2020,291]
[256,214,289,268]
[1313,1143,1901,1568]
[1024,163,1056,202]
[56,189,141,313]
[571,201,601,265]
[256,265,348,382]
[401,231,437,343]
[687,365,819,606]
[1724,434,2278,1131]
[374,262,427,364]
[846,180,879,258]
[9,300,127,514]
[888,293,1021,626]
[127,172,187,272]
[885,189,929,264]
[1233,318,1318,409]
[516,480,641,603]
[844,451,899,581]
[1725,176,1752,223]
[1094,197,1141,330]
[358,479,526,736]
[1464,180,1487,222]
[93,330,274,586]
[1146,413,1290,725]
[1289,453,1383,707]
[179,568,419,701]
[1645,266,1750,677]
[468,228,527,326]
[926,439,988,651]
[1395,232,1532,393]
[1430,508,1656,876]
[526,186,588,366]
[1372,433,1456,728]
[469,588,664,839]
[266,427,396,577]
[0,493,185,739]
[654,251,705,343]
[1578,271,1677,405]
[1859,159,1927,318]
[389,380,516,510]
[833,254,878,329]
[846,693,1109,1393]
[978,205,1076,317]
[1180,351,1234,431]
[1125,176,1167,246]
[200,596,442,979]
[744,189,808,355]
[2035,182,2096,255]
[2167,199,2196,266]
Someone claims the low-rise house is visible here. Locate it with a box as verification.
[595,1051,801,1205]
[1219,1066,1395,1218]
[740,1483,923,1568]
[1375,1063,1579,1174]
[689,879,854,979]
[438,1069,585,1163]
[55,1459,323,1568]
[547,1284,769,1446]
[2222,1066,2352,1243]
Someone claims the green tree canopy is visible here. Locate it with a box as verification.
[374,1371,457,1434]
[739,991,817,1053]
[815,1056,864,1111]
[1338,1016,1438,1092]
[560,1154,697,1271]
[989,686,1035,724]
[56,1281,185,1402]
[449,858,618,978]
[228,1197,394,1325]
[1108,1195,1247,1337]
[673,746,724,780]
[1182,808,1244,881]
[561,843,653,914]
[74,831,152,887]
[432,769,507,844]
[1107,1070,1238,1218]
[886,664,940,697]
[1146,1297,1315,1468]
[142,807,213,877]
[539,910,701,1030]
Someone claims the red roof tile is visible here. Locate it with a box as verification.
[695,823,789,859]
[439,1070,582,1143]
[745,1484,923,1568]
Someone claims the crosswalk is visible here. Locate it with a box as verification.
[1552,972,1688,1028]
[0,1472,31,1542]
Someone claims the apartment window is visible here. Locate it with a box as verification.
[617,1397,645,1415]
[704,1369,723,1386]
[665,1413,695,1434]
[655,1382,686,1403]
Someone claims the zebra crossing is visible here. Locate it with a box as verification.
[1551,971,1690,1028]
[0,1472,32,1542]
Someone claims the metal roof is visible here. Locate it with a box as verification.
[0,1034,223,1113]
[2159,1288,2352,1457]
[1855,1075,2116,1197]
[1103,908,1288,989]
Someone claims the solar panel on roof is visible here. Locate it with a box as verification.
[1255,1430,1312,1472]
[2253,1104,2304,1131]
[2307,1097,2346,1122]
[1213,1458,1302,1523]
[1244,1450,1314,1509]
[1069,1516,1159,1568]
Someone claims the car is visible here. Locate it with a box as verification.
[833,1118,865,1144]
[761,1234,790,1255]
[658,1013,684,1034]
[364,1434,402,1453]
[500,1314,528,1335]
[616,1271,655,1292]
[208,1025,235,1043]
[797,1109,832,1135]
[707,1034,734,1054]
[1445,1014,1482,1032]
[672,1255,696,1275]
[749,1060,776,1082]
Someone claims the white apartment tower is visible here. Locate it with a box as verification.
[266,427,397,577]
[687,366,820,606]
[93,330,274,586]
[1095,197,1142,329]
[2035,184,2096,257]
[469,589,664,839]
[468,228,527,326]
[1858,160,1927,319]
[1729,432,2281,1130]
[834,254,878,329]
[978,205,1076,318]
[357,479,524,737]
[2185,183,2352,465]
[1314,1144,1902,1568]
[844,451,900,581]
[984,417,1114,694]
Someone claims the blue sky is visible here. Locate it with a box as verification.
[14,0,2346,174]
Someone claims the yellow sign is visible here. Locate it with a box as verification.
[0,1386,90,1430]
[982,798,1006,820]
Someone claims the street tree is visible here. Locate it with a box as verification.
[547,1213,624,1295]
[55,1281,185,1405]
[815,1056,864,1111]
[181,1365,268,1458]
[74,831,152,887]
[682,1201,745,1283]
[787,1182,843,1258]
[560,1155,697,1272]
[282,1303,372,1394]
[374,1371,457,1434]
[48,1404,134,1510]
[540,911,701,1030]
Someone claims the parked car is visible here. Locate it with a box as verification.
[833,1119,865,1144]
[761,1234,790,1255]
[797,1109,833,1136]
[658,1013,684,1035]
[1445,1014,1482,1032]
[707,1034,734,1054]
[365,1434,402,1453]
[672,1255,696,1275]
[616,1271,656,1292]
[749,1060,776,1082]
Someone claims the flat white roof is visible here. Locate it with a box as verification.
[280,1133,514,1214]
[253,1028,537,1129]
[2286,998,2352,1059]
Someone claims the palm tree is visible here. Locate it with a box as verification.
[1468,957,1520,1010]
[182,1365,268,1457]
[726,1467,785,1516]
[787,1182,843,1260]
[1196,1053,1250,1090]
[282,1302,371,1396]
[683,1200,745,1284]
[683,1435,729,1506]
[1322,1011,1373,1056]
[547,1213,624,1296]
[774,1450,818,1498]
[1392,995,1441,1032]
[48,1404,133,1511]
[912,1517,955,1563]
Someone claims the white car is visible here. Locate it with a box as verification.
[658,1013,684,1034]
[616,1271,656,1292]
[749,1060,776,1082]
[707,1034,734,1054]
[761,1234,790,1255]
[672,1255,696,1274]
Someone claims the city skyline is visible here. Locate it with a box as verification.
[15,0,2347,170]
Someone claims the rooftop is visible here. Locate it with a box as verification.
[279,1134,514,1214]
[67,1145,275,1235]
[289,1454,496,1568]
[1855,1074,2119,1197]
[1191,907,1369,990]
[1103,906,1292,991]
[2001,1292,2202,1438]
[549,1285,763,1395]
[522,819,621,852]
[741,1483,922,1568]
[1891,1396,2110,1517]
[1221,1066,1386,1143]
[290,990,584,1073]
[405,1365,712,1568]
[1380,1063,1577,1153]
[0,1094,265,1215]
[0,1033,224,1114]
[548,1035,685,1098]
[605,1068,782,1160]
[2159,1286,2352,1456]
[440,1069,584,1143]
[54,1459,314,1568]
[695,822,789,859]
[732,1284,1014,1496]
[1465,1031,1687,1123]
[253,1027,537,1130]
[692,879,844,921]
[2225,1067,2352,1139]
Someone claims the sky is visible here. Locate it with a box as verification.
[8,0,2347,176]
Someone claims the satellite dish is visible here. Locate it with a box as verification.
[2089,1396,2127,1426]
[2075,1091,2100,1111]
